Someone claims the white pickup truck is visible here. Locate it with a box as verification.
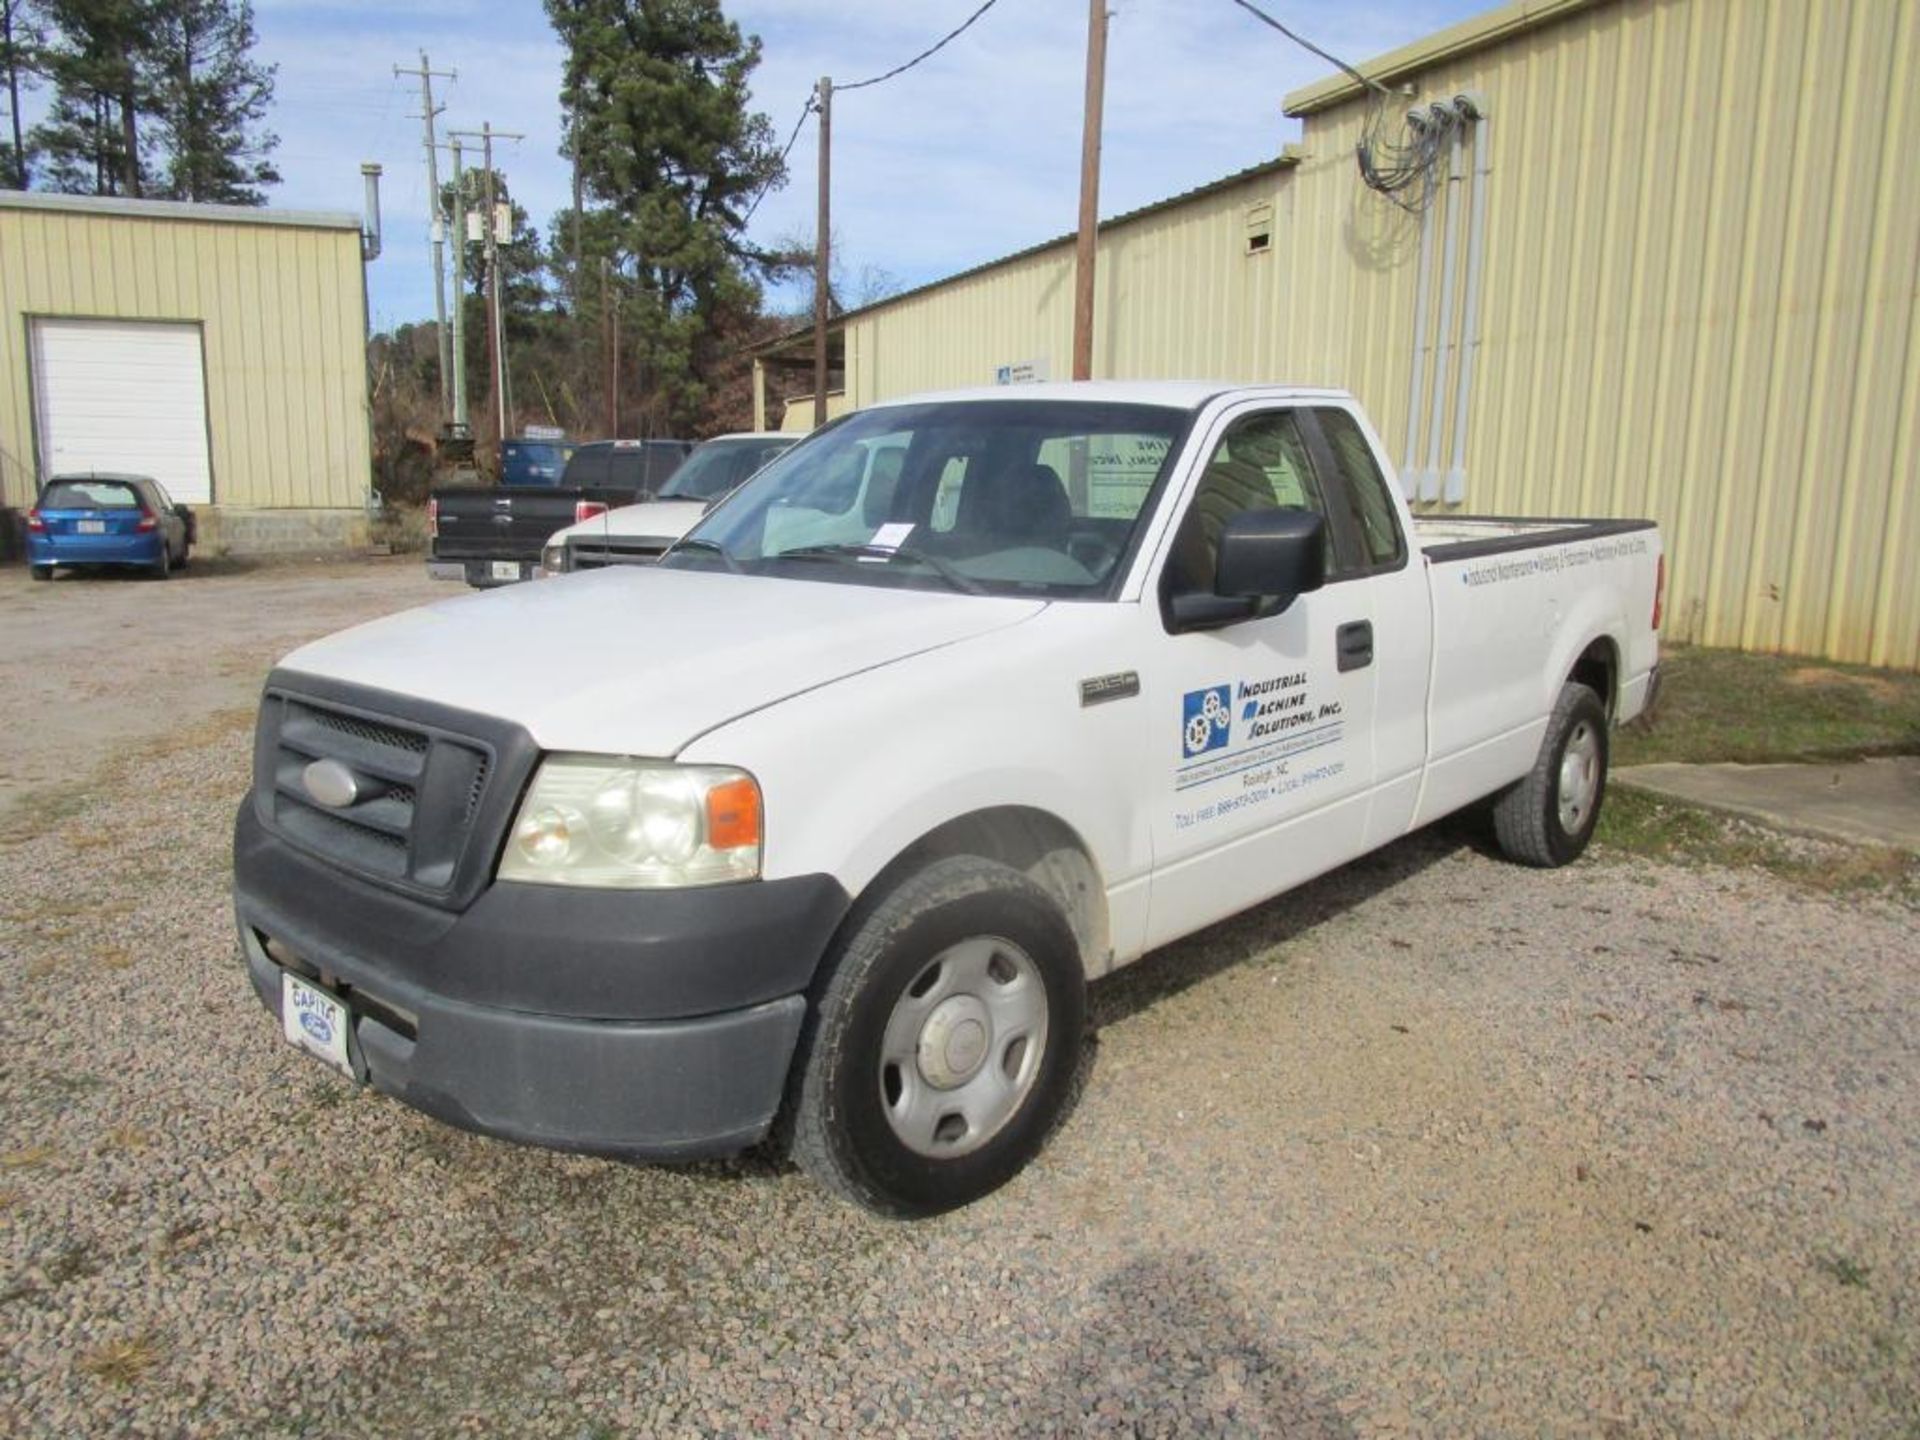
[234,383,1662,1215]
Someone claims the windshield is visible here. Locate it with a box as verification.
[667,400,1190,598]
[658,437,795,501]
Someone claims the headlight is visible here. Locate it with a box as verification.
[539,543,568,577]
[498,756,761,888]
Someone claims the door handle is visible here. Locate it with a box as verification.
[1336,620,1374,672]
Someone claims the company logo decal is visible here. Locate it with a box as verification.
[1181,686,1232,758]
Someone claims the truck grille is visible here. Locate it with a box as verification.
[567,536,673,571]
[252,681,532,909]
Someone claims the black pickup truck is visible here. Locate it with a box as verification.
[428,438,693,587]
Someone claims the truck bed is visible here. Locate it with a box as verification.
[1413,515,1658,562]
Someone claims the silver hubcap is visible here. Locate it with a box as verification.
[879,936,1049,1158]
[1558,721,1601,833]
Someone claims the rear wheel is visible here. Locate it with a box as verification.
[1493,681,1608,867]
[790,855,1085,1216]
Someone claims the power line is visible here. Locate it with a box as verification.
[1225,0,1450,214]
[1225,0,1391,100]
[740,92,817,228]
[836,0,1003,92]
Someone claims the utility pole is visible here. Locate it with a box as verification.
[812,75,832,431]
[1073,0,1108,382]
[446,137,470,438]
[395,51,457,420]
[450,123,525,444]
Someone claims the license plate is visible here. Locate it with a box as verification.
[490,560,522,581]
[77,520,106,534]
[282,973,354,1078]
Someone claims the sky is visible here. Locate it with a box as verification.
[231,0,1491,331]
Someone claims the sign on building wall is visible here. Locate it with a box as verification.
[994,357,1050,386]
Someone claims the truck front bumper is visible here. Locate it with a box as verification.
[234,804,849,1160]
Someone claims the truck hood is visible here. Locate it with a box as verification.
[548,498,708,547]
[278,566,1047,756]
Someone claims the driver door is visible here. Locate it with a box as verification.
[1139,404,1379,950]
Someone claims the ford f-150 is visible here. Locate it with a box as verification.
[234,383,1663,1215]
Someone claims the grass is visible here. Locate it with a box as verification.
[1596,788,1918,899]
[1596,644,1920,898]
[1815,1253,1872,1288]
[1615,644,1920,767]
[78,1329,165,1385]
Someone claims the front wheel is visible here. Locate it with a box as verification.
[151,543,173,580]
[1492,681,1609,867]
[30,564,53,582]
[789,855,1085,1216]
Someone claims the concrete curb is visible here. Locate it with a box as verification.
[1613,757,1920,853]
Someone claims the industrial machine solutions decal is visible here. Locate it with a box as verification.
[1174,671,1347,830]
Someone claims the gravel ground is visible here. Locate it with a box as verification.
[1,562,1916,1437]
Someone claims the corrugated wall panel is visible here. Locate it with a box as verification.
[0,207,371,515]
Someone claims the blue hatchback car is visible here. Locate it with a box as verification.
[28,473,195,581]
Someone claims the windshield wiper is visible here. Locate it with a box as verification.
[666,536,741,573]
[776,543,986,596]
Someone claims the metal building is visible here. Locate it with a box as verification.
[0,192,375,554]
[754,0,1919,669]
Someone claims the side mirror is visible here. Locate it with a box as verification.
[1215,508,1326,602]
[1168,509,1326,632]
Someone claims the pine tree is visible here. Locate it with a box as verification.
[145,0,277,204]
[545,0,794,430]
[2,0,47,188]
[32,0,149,196]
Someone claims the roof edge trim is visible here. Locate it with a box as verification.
[0,190,362,232]
[1282,0,1604,117]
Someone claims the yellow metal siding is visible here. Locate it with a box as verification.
[828,0,1917,667]
[0,207,371,515]
[1288,0,1920,669]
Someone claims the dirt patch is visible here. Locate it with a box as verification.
[1785,666,1906,703]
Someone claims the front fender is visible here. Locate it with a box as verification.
[681,606,1154,965]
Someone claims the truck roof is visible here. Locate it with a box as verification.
[862,380,1354,412]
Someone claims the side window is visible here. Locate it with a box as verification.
[1315,408,1405,568]
[1166,410,1323,593]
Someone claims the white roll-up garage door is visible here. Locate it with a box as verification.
[31,318,214,504]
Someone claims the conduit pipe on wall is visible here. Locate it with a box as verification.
[1399,109,1440,498]
[1421,108,1467,503]
[1444,93,1490,505]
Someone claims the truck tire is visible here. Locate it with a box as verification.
[789,855,1085,1216]
[1493,681,1609,867]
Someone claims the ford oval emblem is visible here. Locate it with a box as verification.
[302,758,363,809]
[299,1009,334,1045]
